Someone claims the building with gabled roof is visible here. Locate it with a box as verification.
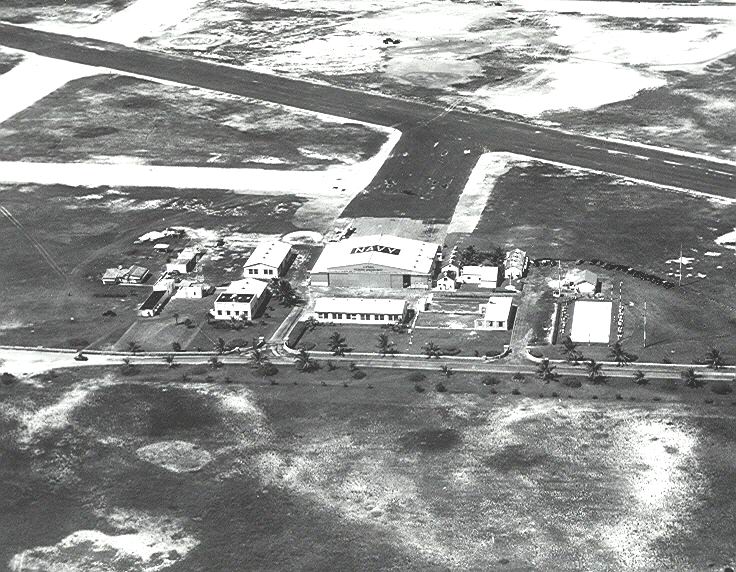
[102,264,150,285]
[475,296,514,330]
[504,248,528,280]
[243,240,292,279]
[310,234,441,289]
[458,265,500,288]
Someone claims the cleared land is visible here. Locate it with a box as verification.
[1,366,736,571]
[0,46,22,75]
[0,0,134,25]
[0,74,388,169]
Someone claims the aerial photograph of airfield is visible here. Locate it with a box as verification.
[2,0,736,570]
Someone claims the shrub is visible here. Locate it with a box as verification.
[352,370,367,380]
[414,383,425,393]
[592,395,598,400]
[615,394,623,400]
[490,388,498,395]
[408,372,426,383]
[512,372,525,383]
[551,392,559,398]
[482,375,501,386]
[704,399,714,404]
[435,381,447,393]
[562,378,582,388]
[529,349,543,358]
[511,388,521,395]
[1,372,17,386]
[711,381,733,395]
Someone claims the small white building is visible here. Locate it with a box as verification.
[138,278,176,317]
[102,265,150,285]
[243,241,292,279]
[458,265,500,288]
[166,247,199,274]
[211,278,269,322]
[153,243,171,253]
[176,281,212,299]
[313,297,408,324]
[440,245,461,277]
[504,248,528,280]
[434,272,458,292]
[565,269,599,295]
[475,296,514,331]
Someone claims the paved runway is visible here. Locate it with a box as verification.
[1,21,734,219]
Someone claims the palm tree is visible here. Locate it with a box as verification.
[127,341,141,354]
[294,348,319,373]
[609,341,633,367]
[173,312,179,325]
[376,333,394,357]
[248,347,270,369]
[209,356,222,369]
[163,354,175,368]
[214,337,227,355]
[304,316,319,332]
[487,246,505,265]
[423,341,442,359]
[274,279,299,307]
[586,360,604,384]
[171,341,182,352]
[560,335,582,364]
[705,348,725,369]
[681,368,704,388]
[536,358,558,383]
[462,245,479,265]
[328,331,349,356]
[632,370,647,385]
[440,364,453,378]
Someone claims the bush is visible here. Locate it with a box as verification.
[711,381,733,395]
[407,372,426,383]
[512,372,525,383]
[562,378,582,388]
[352,370,367,380]
[435,381,447,393]
[490,388,498,395]
[551,392,559,398]
[482,375,501,386]
[1,372,17,386]
[511,388,521,395]
[414,383,425,393]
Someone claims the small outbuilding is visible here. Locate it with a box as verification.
[102,265,150,285]
[565,269,600,295]
[166,247,200,274]
[138,279,176,317]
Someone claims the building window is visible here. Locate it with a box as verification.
[226,311,231,316]
[376,314,384,320]
[318,312,327,319]
[217,310,223,316]
[360,313,369,320]
[335,313,343,319]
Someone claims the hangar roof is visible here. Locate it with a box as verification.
[311,234,440,275]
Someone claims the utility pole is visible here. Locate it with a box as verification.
[643,300,647,348]
[679,243,683,287]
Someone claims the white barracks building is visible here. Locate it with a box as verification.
[212,278,269,321]
[310,234,440,289]
[314,297,408,324]
[243,241,292,279]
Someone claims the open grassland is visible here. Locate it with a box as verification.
[144,0,736,158]
[0,0,133,25]
[0,74,387,169]
[466,161,736,362]
[1,365,736,571]
[0,182,305,349]
[0,46,22,75]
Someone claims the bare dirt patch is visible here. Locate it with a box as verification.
[136,440,212,473]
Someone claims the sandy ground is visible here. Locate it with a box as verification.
[0,348,118,377]
[136,440,213,473]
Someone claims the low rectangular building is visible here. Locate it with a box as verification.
[310,234,440,289]
[102,265,150,285]
[475,296,514,330]
[313,297,408,324]
[166,247,199,274]
[138,279,175,317]
[243,240,292,279]
[211,278,269,322]
[569,300,612,344]
[458,265,500,288]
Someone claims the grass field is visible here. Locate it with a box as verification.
[464,161,736,362]
[0,47,22,75]
[2,364,736,571]
[0,182,305,349]
[0,74,387,168]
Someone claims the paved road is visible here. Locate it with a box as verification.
[1,22,735,208]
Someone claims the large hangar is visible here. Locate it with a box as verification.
[310,234,441,289]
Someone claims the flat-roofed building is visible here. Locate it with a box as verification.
[211,278,269,322]
[458,265,500,288]
[310,234,440,289]
[102,265,150,285]
[313,297,408,324]
[243,241,292,279]
[475,296,514,330]
[569,300,612,344]
[166,247,199,274]
[176,281,213,299]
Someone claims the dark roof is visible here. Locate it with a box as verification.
[139,290,166,311]
[217,292,254,304]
